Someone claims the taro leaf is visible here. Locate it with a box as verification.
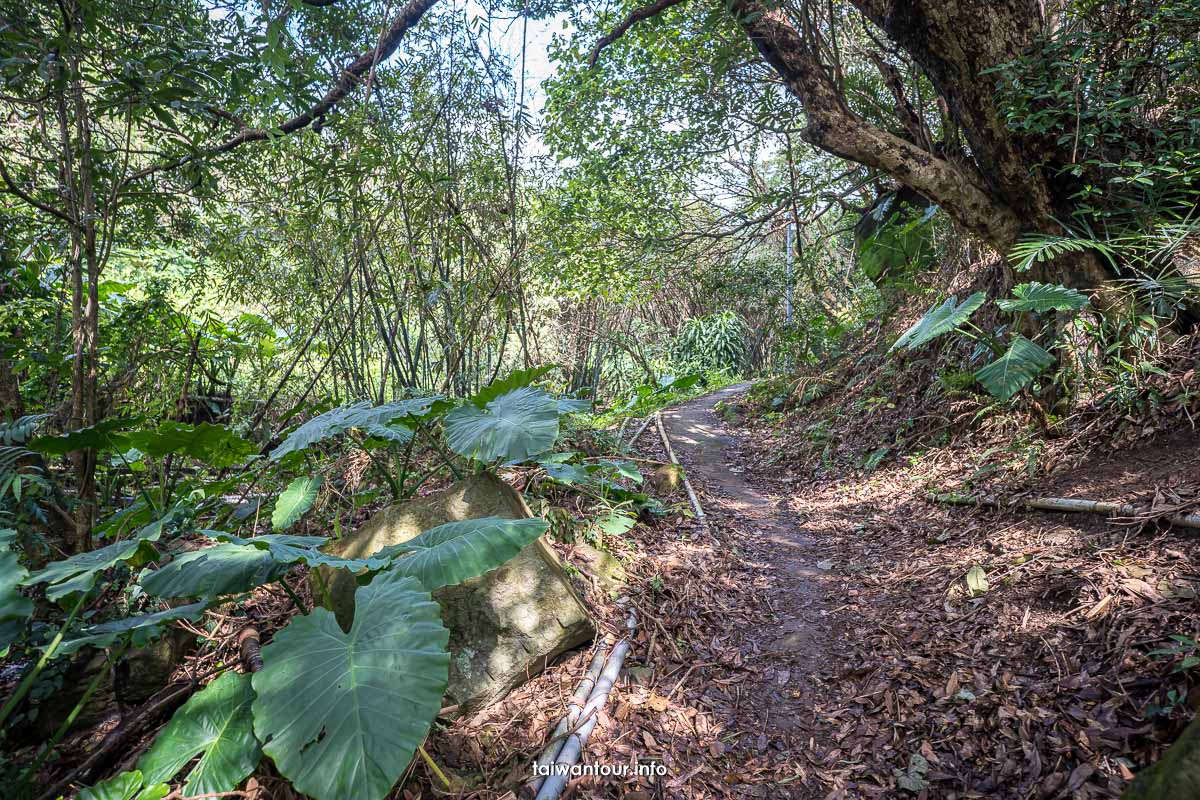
[59,601,206,656]
[891,293,986,351]
[965,565,989,596]
[540,461,595,485]
[556,397,592,414]
[78,771,169,800]
[138,671,261,796]
[594,512,636,538]
[598,459,643,484]
[974,335,1054,400]
[124,422,258,468]
[469,365,556,407]
[140,544,288,599]
[25,516,169,601]
[252,570,449,800]
[0,548,32,657]
[443,386,559,464]
[269,397,441,461]
[30,418,136,455]
[370,517,549,591]
[271,475,322,531]
[216,532,386,573]
[996,282,1090,313]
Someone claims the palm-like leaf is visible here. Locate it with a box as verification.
[996,282,1090,313]
[891,293,986,351]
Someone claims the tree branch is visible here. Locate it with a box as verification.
[0,160,73,222]
[124,0,440,185]
[588,0,693,67]
[728,0,1021,251]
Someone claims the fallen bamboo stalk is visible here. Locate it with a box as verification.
[655,411,707,528]
[626,416,654,449]
[931,493,1200,530]
[532,611,637,800]
[525,646,608,797]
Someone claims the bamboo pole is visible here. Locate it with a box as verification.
[931,493,1200,530]
[532,611,637,800]
[655,411,706,529]
[626,415,654,449]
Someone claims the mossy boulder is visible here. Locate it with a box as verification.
[314,473,595,711]
[1124,716,1200,799]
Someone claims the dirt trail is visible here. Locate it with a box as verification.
[660,384,832,738]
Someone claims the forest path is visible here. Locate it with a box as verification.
[659,384,836,747]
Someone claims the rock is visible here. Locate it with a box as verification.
[649,464,682,494]
[1123,715,1200,799]
[569,543,627,589]
[315,473,595,711]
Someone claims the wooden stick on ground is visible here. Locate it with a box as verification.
[931,493,1200,530]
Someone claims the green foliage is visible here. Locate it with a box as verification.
[443,386,560,465]
[58,602,207,656]
[269,398,441,461]
[892,284,1094,401]
[24,516,171,601]
[974,336,1056,401]
[78,771,168,800]
[672,312,748,375]
[137,671,261,796]
[139,543,289,600]
[996,282,1090,313]
[373,517,549,591]
[271,476,323,531]
[891,293,987,351]
[0,547,32,657]
[252,570,449,800]
[855,193,938,283]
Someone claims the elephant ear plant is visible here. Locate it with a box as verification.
[891,282,1090,400]
[0,369,586,800]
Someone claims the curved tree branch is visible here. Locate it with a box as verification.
[728,0,1022,252]
[124,0,440,185]
[588,0,693,67]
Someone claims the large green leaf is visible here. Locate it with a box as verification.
[252,570,450,800]
[443,386,559,463]
[0,548,32,657]
[975,335,1055,400]
[271,475,322,531]
[371,517,549,591]
[269,397,441,461]
[59,602,206,656]
[29,418,136,455]
[140,543,289,599]
[216,532,386,573]
[996,282,1090,313]
[469,365,556,407]
[138,671,261,796]
[24,516,169,601]
[78,771,169,800]
[125,422,258,468]
[891,293,987,351]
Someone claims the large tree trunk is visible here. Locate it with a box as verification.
[730,0,1113,288]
